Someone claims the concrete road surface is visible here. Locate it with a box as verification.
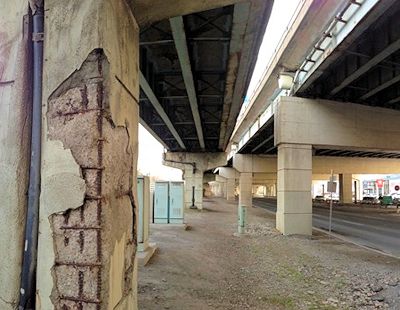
[253,198,400,258]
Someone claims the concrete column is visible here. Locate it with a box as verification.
[339,173,353,204]
[0,2,31,307]
[226,178,236,201]
[35,1,140,309]
[239,172,253,207]
[184,168,204,209]
[276,144,312,235]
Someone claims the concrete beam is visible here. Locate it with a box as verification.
[233,153,400,175]
[219,0,273,150]
[130,0,245,26]
[164,152,227,171]
[170,16,205,149]
[139,71,186,150]
[218,167,239,179]
[275,96,400,152]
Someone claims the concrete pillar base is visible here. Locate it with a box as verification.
[277,144,312,236]
[276,212,312,235]
[137,243,158,267]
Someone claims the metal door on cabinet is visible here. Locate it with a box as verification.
[154,181,169,223]
[169,182,184,224]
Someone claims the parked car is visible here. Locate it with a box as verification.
[361,196,379,204]
[324,193,339,203]
[391,192,400,200]
[313,195,325,203]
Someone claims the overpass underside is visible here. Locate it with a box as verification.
[233,96,400,235]
[229,0,400,236]
[139,1,272,152]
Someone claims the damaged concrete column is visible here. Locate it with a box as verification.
[36,1,140,309]
[339,173,353,204]
[164,152,226,210]
[276,144,312,235]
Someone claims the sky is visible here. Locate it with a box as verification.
[138,124,182,180]
[138,0,302,180]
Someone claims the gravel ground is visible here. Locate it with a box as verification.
[138,198,400,310]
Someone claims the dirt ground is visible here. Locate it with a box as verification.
[138,198,400,310]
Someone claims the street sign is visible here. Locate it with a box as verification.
[395,185,400,191]
[327,181,337,193]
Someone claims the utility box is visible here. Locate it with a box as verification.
[169,182,184,224]
[137,176,150,251]
[153,181,184,224]
[154,181,169,224]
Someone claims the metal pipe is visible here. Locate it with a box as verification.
[191,186,196,209]
[19,3,44,309]
[162,154,196,174]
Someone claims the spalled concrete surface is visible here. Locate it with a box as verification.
[138,198,400,309]
[37,0,140,309]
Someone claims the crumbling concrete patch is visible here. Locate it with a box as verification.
[42,50,136,309]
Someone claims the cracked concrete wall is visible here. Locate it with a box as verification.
[37,0,139,309]
[0,2,31,308]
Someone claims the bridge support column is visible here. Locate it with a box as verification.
[339,173,353,204]
[184,168,205,209]
[239,172,253,207]
[163,152,227,210]
[30,1,141,309]
[276,144,312,235]
[226,178,236,201]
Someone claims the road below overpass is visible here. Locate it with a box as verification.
[253,198,400,258]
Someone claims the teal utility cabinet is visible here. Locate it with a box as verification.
[153,181,184,224]
[154,181,169,223]
[169,182,184,224]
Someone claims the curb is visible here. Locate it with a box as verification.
[258,206,400,260]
